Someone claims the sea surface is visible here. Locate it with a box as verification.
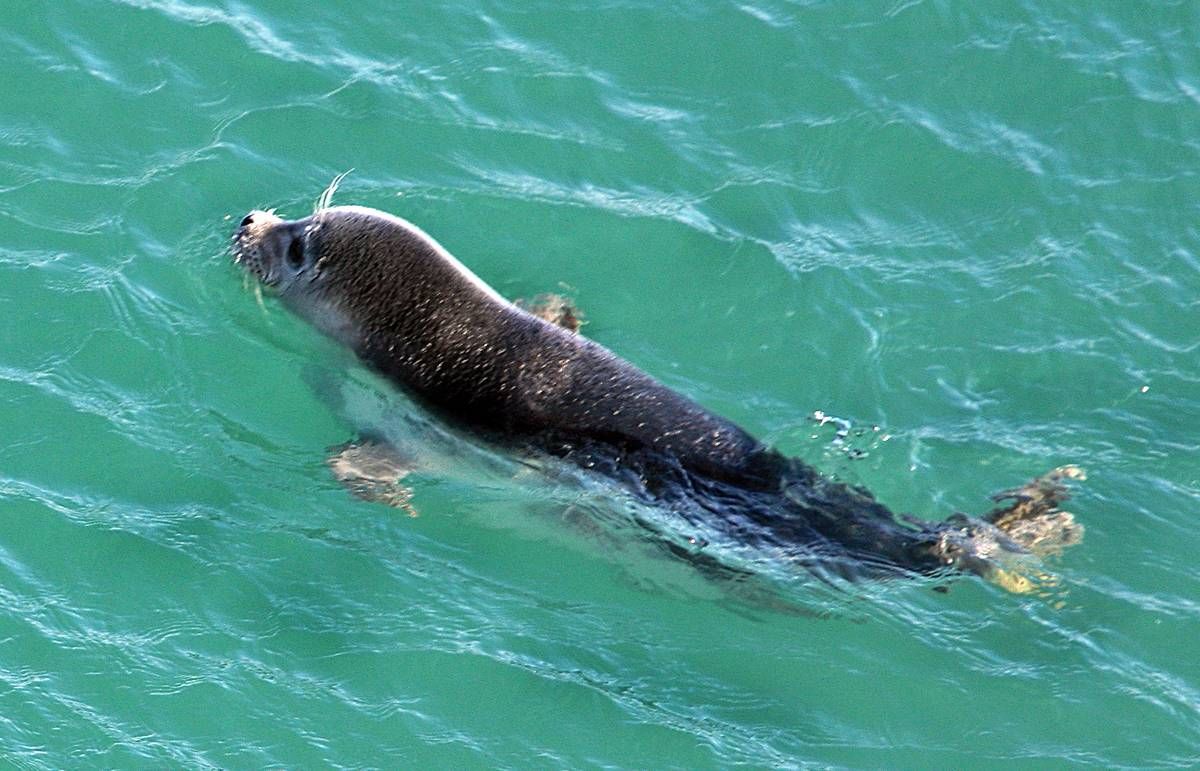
[1,1,1198,767]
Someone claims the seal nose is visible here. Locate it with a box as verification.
[232,209,284,246]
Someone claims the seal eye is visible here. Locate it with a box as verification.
[285,236,306,271]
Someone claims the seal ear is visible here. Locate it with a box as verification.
[286,236,306,270]
[277,224,319,280]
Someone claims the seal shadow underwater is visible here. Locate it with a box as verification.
[231,201,1084,596]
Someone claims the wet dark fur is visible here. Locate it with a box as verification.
[236,207,953,580]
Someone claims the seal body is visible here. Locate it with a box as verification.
[232,205,977,580]
[235,206,781,487]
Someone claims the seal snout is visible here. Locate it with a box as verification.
[231,208,285,284]
[233,209,282,241]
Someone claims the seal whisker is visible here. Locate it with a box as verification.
[314,169,354,215]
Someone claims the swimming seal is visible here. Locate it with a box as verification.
[232,203,1083,587]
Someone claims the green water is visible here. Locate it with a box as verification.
[2,0,1198,767]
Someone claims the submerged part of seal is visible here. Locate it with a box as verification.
[232,204,1082,586]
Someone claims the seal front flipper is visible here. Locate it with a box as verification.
[326,438,420,516]
[514,292,584,333]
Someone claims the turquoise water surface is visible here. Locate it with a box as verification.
[1,1,1198,767]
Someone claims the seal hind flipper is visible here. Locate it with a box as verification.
[983,465,1086,557]
[925,466,1087,594]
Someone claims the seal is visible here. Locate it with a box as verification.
[232,203,1083,588]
